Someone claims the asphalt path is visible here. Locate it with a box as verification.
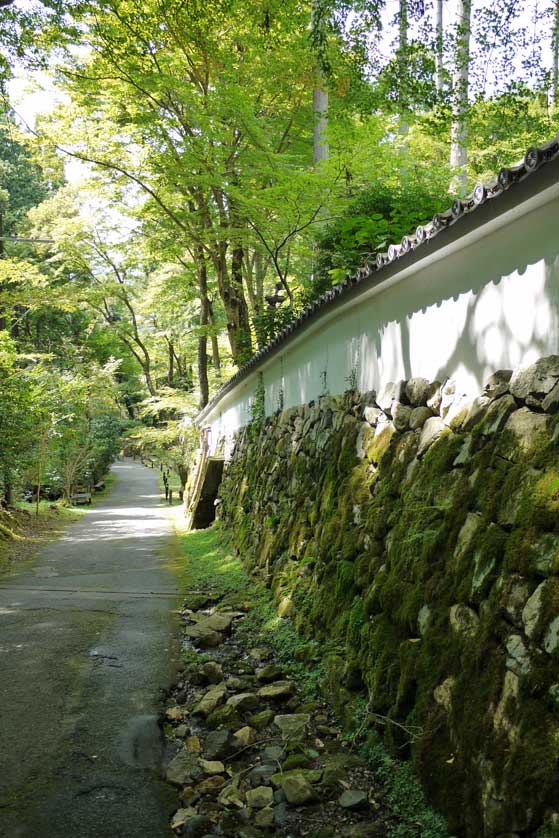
[0,460,180,838]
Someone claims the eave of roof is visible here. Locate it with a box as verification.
[197,133,559,425]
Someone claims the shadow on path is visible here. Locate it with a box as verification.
[0,460,180,838]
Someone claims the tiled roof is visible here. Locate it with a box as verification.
[198,133,559,421]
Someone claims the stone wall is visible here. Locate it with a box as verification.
[219,356,559,837]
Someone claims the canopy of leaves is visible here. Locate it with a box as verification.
[0,0,557,503]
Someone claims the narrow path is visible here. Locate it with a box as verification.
[0,460,180,838]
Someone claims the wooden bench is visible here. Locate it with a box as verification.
[71,492,92,506]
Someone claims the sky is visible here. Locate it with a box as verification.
[8,71,89,185]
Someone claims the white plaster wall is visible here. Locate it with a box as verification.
[204,193,559,457]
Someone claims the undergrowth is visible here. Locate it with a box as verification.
[175,522,450,838]
[364,738,449,838]
[0,502,84,569]
[14,500,85,520]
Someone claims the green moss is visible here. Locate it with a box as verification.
[220,400,559,836]
[336,426,359,475]
[461,522,506,604]
[347,598,366,647]
[532,578,559,647]
[353,552,370,589]
[282,753,312,770]
[536,820,559,837]
[367,425,396,466]
[335,560,357,603]
[496,700,559,829]
[521,470,559,532]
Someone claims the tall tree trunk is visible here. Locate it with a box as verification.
[222,245,252,367]
[450,0,471,194]
[172,346,184,380]
[133,355,156,397]
[36,432,48,517]
[207,300,221,377]
[167,337,175,386]
[117,328,156,396]
[198,258,210,409]
[208,187,252,367]
[255,250,265,319]
[435,0,444,94]
[399,0,409,138]
[552,0,559,106]
[133,351,156,396]
[253,249,268,349]
[313,74,329,165]
[176,464,188,503]
[0,211,6,332]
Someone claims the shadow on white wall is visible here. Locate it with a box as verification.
[207,197,559,451]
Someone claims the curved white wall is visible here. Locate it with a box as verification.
[203,187,559,457]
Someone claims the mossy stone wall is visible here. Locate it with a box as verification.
[219,357,559,837]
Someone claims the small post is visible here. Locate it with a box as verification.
[168,489,173,505]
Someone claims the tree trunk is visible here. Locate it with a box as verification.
[450,0,471,194]
[552,0,559,106]
[313,74,329,165]
[3,469,12,507]
[119,333,156,396]
[167,338,174,386]
[255,250,266,320]
[399,0,409,137]
[36,435,47,517]
[198,259,210,409]
[435,0,444,94]
[222,245,252,367]
[0,211,6,332]
[207,300,221,377]
[142,362,157,397]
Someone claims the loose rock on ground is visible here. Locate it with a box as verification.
[162,589,388,837]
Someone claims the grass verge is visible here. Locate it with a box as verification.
[172,521,449,838]
[92,470,117,498]
[0,502,84,570]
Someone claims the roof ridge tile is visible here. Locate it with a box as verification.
[198,131,559,421]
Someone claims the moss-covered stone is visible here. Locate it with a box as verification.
[218,369,559,836]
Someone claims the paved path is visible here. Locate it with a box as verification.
[0,460,180,838]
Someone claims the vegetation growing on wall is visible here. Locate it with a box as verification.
[219,360,559,836]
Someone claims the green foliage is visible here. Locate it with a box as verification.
[1,0,556,397]
[0,331,37,493]
[88,414,125,482]
[0,328,124,506]
[364,737,449,838]
[0,115,61,239]
[249,373,266,428]
[312,138,450,290]
[124,390,200,493]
